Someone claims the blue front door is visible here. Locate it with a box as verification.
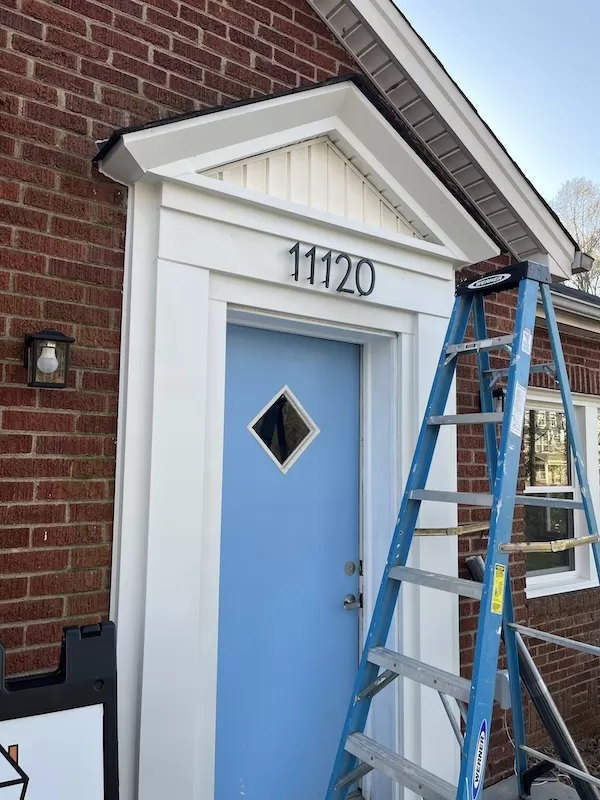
[216,325,360,799]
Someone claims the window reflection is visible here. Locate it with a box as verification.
[252,393,311,465]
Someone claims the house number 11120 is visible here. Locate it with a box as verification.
[289,242,376,297]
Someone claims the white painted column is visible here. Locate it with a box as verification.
[110,183,160,800]
[137,260,214,800]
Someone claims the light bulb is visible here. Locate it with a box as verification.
[37,344,59,375]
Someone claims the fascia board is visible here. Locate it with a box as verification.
[350,0,575,277]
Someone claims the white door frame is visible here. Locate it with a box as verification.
[110,180,465,800]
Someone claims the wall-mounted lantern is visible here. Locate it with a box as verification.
[24,329,74,388]
[492,386,506,414]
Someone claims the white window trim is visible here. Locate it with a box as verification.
[525,388,600,599]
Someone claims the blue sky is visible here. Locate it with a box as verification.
[396,0,600,202]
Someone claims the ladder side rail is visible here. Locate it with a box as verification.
[540,283,600,579]
[472,293,498,489]
[456,277,538,800]
[473,294,527,786]
[326,292,474,798]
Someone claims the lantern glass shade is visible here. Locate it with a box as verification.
[25,329,74,388]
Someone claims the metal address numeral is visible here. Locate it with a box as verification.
[289,243,376,297]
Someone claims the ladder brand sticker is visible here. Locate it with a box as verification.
[522,328,533,355]
[509,382,527,436]
[467,273,510,290]
[472,719,488,799]
[491,563,505,615]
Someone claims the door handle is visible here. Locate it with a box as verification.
[343,594,361,610]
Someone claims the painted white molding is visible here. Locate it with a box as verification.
[97,81,499,269]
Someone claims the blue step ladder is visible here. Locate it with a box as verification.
[327,262,600,800]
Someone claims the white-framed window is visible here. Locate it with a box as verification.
[524,389,600,598]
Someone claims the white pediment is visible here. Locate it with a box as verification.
[203,137,422,240]
[96,80,501,267]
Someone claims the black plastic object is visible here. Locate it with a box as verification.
[0,622,118,800]
[465,556,596,800]
[456,262,552,297]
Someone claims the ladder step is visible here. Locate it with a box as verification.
[509,624,600,658]
[446,335,512,357]
[344,732,456,800]
[500,534,600,553]
[427,412,503,425]
[520,746,600,789]
[484,362,555,380]
[410,489,584,510]
[367,646,511,709]
[389,565,483,599]
[415,522,490,537]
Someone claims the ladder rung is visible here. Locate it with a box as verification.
[446,335,512,356]
[509,624,600,658]
[389,565,483,599]
[368,646,511,709]
[520,746,600,789]
[484,362,556,380]
[500,534,600,553]
[344,732,456,800]
[427,412,503,425]
[410,489,584,510]
[415,522,490,537]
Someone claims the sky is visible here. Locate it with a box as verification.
[395,0,600,203]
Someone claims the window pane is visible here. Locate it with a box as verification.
[523,409,574,575]
[524,494,575,573]
[523,409,570,488]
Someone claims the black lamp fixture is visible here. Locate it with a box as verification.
[492,386,506,413]
[24,329,74,388]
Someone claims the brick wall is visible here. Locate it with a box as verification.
[0,0,355,675]
[456,258,600,781]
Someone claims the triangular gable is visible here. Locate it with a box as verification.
[203,137,423,240]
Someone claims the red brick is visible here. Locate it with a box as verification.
[180,5,227,36]
[0,385,36,407]
[0,203,48,231]
[45,300,110,328]
[48,258,113,287]
[254,55,296,85]
[0,294,41,317]
[225,0,271,24]
[0,181,19,202]
[0,158,56,189]
[46,27,109,60]
[65,94,129,127]
[0,435,33,455]
[114,14,171,48]
[59,176,124,205]
[204,31,251,63]
[0,50,29,75]
[0,579,27,601]
[274,48,315,78]
[69,502,113,523]
[146,7,199,39]
[71,545,111,568]
[33,62,95,98]
[0,529,29,548]
[6,645,62,675]
[296,43,336,72]
[0,458,71,478]
[12,34,78,69]
[2,410,73,433]
[30,569,104,596]
[70,347,111,370]
[293,7,326,34]
[24,188,88,218]
[80,59,139,92]
[0,6,44,37]
[0,626,24,648]
[271,15,314,45]
[76,327,120,350]
[90,23,149,59]
[225,60,272,91]
[71,458,115,479]
[35,436,104,456]
[153,49,204,82]
[67,590,109,616]
[0,482,34,502]
[230,27,272,58]
[207,0,256,32]
[167,74,218,104]
[59,0,113,24]
[25,620,65,645]
[142,82,197,113]
[111,53,167,85]
[0,549,68,574]
[32,523,104,547]
[14,273,85,302]
[256,23,294,52]
[37,480,106,501]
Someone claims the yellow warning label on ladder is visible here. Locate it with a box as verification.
[491,564,505,615]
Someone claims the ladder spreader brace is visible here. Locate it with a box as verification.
[326,262,600,800]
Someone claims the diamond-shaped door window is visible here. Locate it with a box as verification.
[248,386,319,474]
